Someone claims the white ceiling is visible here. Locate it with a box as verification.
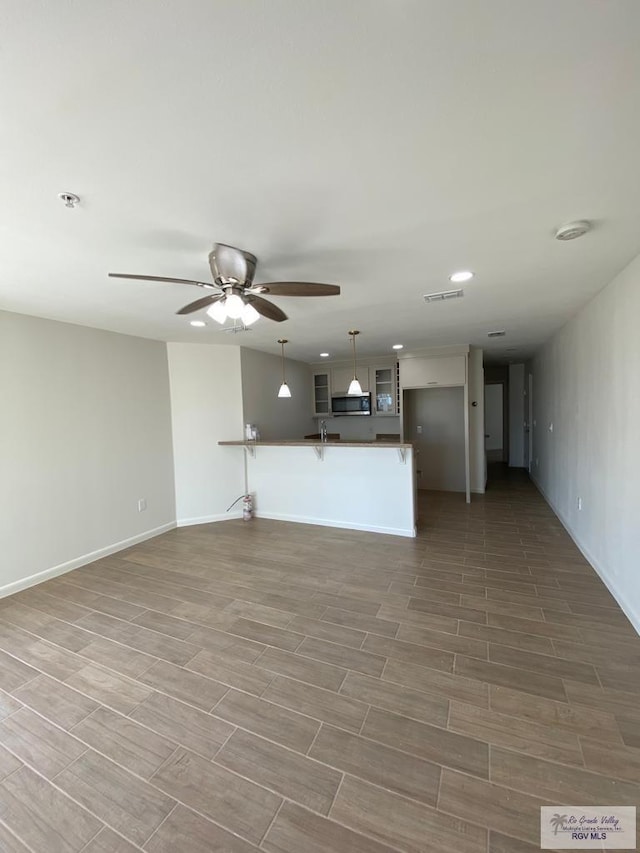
[1,0,640,364]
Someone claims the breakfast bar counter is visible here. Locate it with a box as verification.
[219,440,416,537]
[219,440,412,448]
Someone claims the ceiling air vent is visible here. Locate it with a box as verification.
[423,288,464,303]
[487,330,506,338]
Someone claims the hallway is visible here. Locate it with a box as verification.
[0,477,638,851]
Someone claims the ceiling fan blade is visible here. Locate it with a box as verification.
[209,244,256,283]
[246,294,288,322]
[176,294,223,315]
[252,282,340,297]
[109,273,214,288]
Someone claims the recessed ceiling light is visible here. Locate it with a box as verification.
[392,344,403,350]
[190,320,206,327]
[449,270,474,283]
[320,352,330,357]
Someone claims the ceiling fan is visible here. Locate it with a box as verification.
[109,243,340,325]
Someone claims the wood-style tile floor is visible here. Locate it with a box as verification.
[0,469,639,852]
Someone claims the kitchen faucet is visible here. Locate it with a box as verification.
[320,420,328,442]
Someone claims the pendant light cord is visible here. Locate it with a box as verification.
[278,339,288,384]
[349,329,360,379]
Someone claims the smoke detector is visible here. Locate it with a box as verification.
[555,220,591,241]
[487,330,506,338]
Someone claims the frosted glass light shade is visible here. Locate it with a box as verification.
[277,382,292,398]
[241,302,260,326]
[225,293,244,319]
[347,378,363,395]
[207,300,227,324]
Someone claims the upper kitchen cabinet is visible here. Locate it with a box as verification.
[312,371,331,415]
[372,363,399,415]
[331,366,370,395]
[399,355,466,389]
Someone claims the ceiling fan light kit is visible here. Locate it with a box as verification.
[109,242,340,325]
[277,339,292,398]
[347,330,363,396]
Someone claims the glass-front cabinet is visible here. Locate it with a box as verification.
[373,364,397,415]
[312,371,331,415]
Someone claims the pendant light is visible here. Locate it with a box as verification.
[277,339,292,398]
[347,330,362,395]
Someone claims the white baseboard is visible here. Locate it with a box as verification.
[0,521,177,600]
[254,511,416,538]
[177,511,243,527]
[531,474,640,636]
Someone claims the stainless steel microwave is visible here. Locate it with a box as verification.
[331,393,372,416]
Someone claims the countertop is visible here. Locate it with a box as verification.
[218,439,412,448]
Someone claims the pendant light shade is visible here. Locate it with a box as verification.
[225,293,244,319]
[207,299,228,324]
[241,301,260,326]
[347,330,362,395]
[277,339,292,399]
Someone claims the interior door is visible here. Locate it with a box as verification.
[527,372,533,473]
[484,384,504,462]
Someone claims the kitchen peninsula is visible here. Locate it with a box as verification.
[219,439,416,537]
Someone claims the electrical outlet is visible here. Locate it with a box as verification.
[577,497,582,511]
[137,498,147,512]
[416,425,422,435]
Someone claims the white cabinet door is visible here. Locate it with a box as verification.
[372,363,397,414]
[331,366,369,394]
[399,355,466,389]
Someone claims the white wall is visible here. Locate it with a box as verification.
[240,347,315,441]
[167,343,245,525]
[532,252,640,633]
[249,445,415,537]
[318,414,401,441]
[0,311,176,595]
[509,362,525,467]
